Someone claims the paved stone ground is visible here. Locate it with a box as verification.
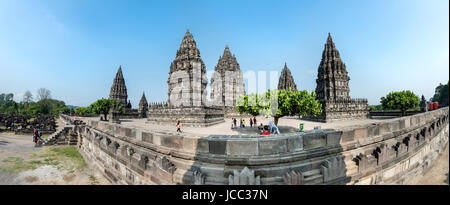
[414,143,449,185]
[0,120,110,185]
[80,116,395,136]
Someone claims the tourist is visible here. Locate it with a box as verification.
[250,118,253,127]
[269,121,280,135]
[261,127,271,135]
[33,129,39,146]
[233,118,237,128]
[253,117,256,125]
[242,119,245,128]
[239,118,243,128]
[258,123,264,133]
[176,121,182,133]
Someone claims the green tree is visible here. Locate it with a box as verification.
[89,98,122,120]
[236,89,322,125]
[381,90,420,117]
[432,81,449,107]
[74,107,93,116]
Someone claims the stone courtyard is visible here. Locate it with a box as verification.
[79,116,394,136]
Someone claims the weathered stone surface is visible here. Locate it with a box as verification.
[258,138,287,155]
[287,135,303,152]
[228,167,261,185]
[209,140,227,155]
[303,133,327,150]
[283,170,304,185]
[227,140,258,156]
[322,155,346,182]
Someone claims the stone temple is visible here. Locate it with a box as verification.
[146,29,225,127]
[210,45,245,116]
[278,63,298,91]
[109,65,140,118]
[313,33,369,122]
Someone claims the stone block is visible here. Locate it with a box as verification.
[209,140,227,155]
[322,131,340,147]
[161,135,182,149]
[303,132,326,150]
[196,138,209,153]
[367,124,379,138]
[258,138,287,155]
[389,120,400,132]
[227,140,258,156]
[354,127,368,140]
[378,123,390,135]
[182,137,198,152]
[340,129,354,143]
[142,132,153,143]
[287,135,303,152]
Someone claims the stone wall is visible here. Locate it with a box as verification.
[61,107,449,185]
[147,107,225,127]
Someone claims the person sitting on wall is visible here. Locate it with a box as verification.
[261,127,271,135]
[258,123,264,133]
[269,121,280,135]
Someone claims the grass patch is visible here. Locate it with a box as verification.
[2,146,87,173]
[0,157,41,173]
[89,175,99,185]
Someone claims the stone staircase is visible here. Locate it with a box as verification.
[303,169,323,185]
[42,125,76,146]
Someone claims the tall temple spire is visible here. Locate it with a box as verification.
[210,45,245,107]
[168,29,208,107]
[109,65,128,107]
[315,33,350,101]
[277,63,298,91]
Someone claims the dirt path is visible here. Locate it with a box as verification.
[0,132,110,185]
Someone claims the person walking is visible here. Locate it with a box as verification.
[233,118,237,128]
[176,121,182,133]
[250,118,253,127]
[239,118,243,128]
[33,129,39,146]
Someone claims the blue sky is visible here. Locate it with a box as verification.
[0,0,448,107]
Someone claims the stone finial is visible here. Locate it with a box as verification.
[321,155,346,182]
[228,167,261,185]
[283,170,304,185]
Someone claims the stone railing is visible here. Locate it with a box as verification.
[60,106,449,185]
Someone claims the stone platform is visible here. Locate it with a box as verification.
[146,106,225,127]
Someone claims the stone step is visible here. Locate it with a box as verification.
[303,169,321,177]
[304,174,324,185]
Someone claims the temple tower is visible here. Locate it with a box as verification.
[167,29,208,108]
[210,45,245,107]
[139,92,148,118]
[315,33,350,101]
[312,33,369,122]
[109,65,129,107]
[278,63,298,91]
